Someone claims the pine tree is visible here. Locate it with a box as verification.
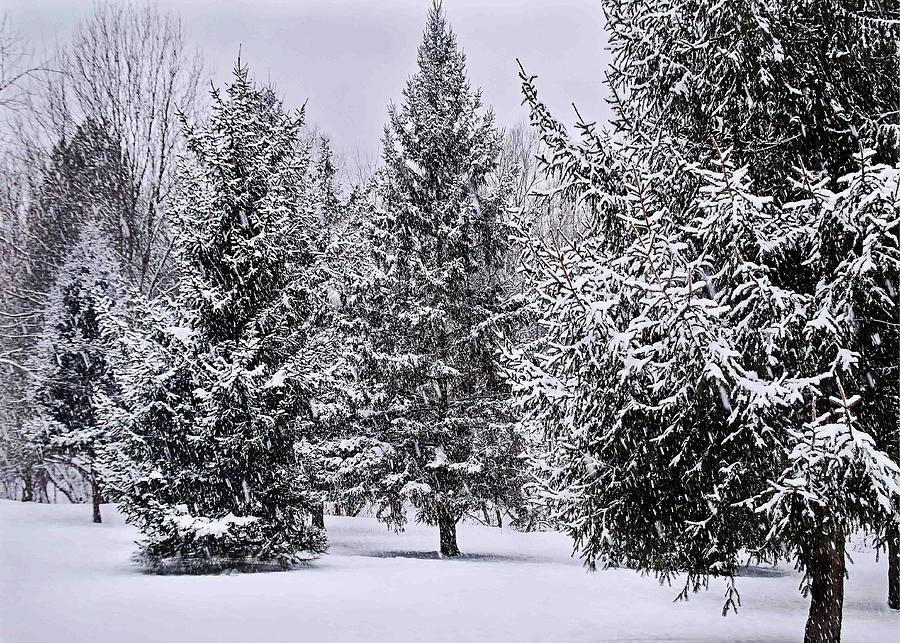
[22,120,134,296]
[340,2,525,555]
[23,222,123,523]
[313,136,342,230]
[300,135,355,530]
[509,2,900,641]
[0,121,134,501]
[106,60,327,573]
[797,146,900,612]
[601,0,900,626]
[604,1,898,200]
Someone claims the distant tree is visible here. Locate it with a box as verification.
[313,136,342,230]
[0,120,132,503]
[106,61,327,573]
[339,2,525,556]
[24,222,122,523]
[496,123,544,215]
[23,120,133,295]
[0,146,37,501]
[14,2,204,292]
[297,135,355,530]
[0,424,44,502]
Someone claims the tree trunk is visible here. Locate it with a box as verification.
[35,469,50,503]
[21,468,33,502]
[90,475,103,524]
[889,537,899,611]
[438,512,460,557]
[803,527,845,643]
[311,503,325,530]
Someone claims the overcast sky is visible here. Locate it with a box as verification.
[5,0,610,161]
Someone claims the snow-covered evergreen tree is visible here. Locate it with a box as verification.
[313,136,342,231]
[296,135,357,529]
[508,2,900,641]
[791,146,900,613]
[604,0,898,200]
[0,120,134,502]
[107,60,328,573]
[24,222,123,522]
[601,0,900,623]
[338,2,525,555]
[304,177,383,521]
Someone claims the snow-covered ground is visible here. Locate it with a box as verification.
[0,500,896,642]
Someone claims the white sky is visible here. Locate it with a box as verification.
[5,0,611,161]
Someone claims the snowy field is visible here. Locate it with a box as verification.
[0,500,896,643]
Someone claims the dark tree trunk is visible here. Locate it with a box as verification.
[804,527,845,643]
[311,503,325,530]
[21,468,33,502]
[34,469,50,503]
[438,512,460,557]
[889,537,899,611]
[90,475,103,524]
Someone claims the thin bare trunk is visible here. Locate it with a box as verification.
[43,467,79,504]
[20,467,33,502]
[90,474,102,524]
[311,503,325,530]
[34,469,50,503]
[889,537,899,611]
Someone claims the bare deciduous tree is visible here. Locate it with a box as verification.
[13,3,204,293]
[61,2,204,292]
[0,14,52,116]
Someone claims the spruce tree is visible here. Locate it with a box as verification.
[107,60,327,573]
[604,1,897,200]
[301,135,352,530]
[309,179,383,521]
[24,222,122,522]
[313,136,342,230]
[509,2,899,641]
[796,147,900,614]
[343,2,524,555]
[601,0,900,625]
[1,120,134,501]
